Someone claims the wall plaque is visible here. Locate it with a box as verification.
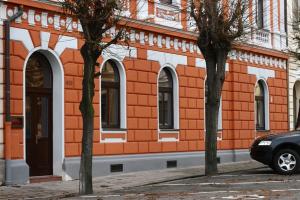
[11,116,23,129]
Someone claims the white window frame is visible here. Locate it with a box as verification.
[99,58,127,132]
[254,79,270,131]
[157,66,180,132]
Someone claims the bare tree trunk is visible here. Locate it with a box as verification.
[205,97,219,175]
[204,48,227,176]
[79,43,96,195]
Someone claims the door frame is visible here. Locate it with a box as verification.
[23,48,64,177]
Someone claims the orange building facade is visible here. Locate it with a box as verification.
[0,0,289,184]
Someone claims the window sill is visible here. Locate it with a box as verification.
[159,129,180,134]
[101,128,127,134]
[256,129,270,133]
[157,2,180,9]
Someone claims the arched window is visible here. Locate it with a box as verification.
[101,60,120,128]
[255,80,265,130]
[159,68,174,129]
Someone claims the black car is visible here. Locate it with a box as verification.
[250,131,300,175]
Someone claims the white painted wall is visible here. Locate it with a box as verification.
[287,0,300,130]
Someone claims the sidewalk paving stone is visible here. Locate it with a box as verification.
[0,160,264,199]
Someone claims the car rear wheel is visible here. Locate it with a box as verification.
[273,149,300,175]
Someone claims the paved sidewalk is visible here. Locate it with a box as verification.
[0,160,264,199]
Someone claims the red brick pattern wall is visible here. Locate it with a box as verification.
[3,7,288,159]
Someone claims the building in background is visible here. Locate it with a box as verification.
[0,0,289,185]
[287,0,300,130]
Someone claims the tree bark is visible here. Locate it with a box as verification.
[79,43,96,195]
[204,48,227,176]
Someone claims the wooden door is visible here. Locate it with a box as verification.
[25,52,53,176]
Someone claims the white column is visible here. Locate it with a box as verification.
[273,0,281,49]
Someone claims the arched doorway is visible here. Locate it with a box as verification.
[293,81,300,129]
[25,52,53,176]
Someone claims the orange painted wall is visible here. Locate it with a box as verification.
[4,3,288,160]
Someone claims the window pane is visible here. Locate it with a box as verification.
[159,92,164,127]
[165,92,173,127]
[255,81,264,97]
[102,61,119,83]
[256,99,265,129]
[159,69,172,88]
[101,89,108,127]
[108,89,120,127]
[159,91,173,129]
[26,53,52,88]
[257,0,264,29]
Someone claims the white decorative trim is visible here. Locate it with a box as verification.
[157,35,162,48]
[247,66,275,80]
[101,138,126,143]
[41,12,48,28]
[102,44,137,61]
[23,47,65,177]
[41,32,51,50]
[54,15,60,30]
[10,27,34,51]
[66,17,73,32]
[159,137,179,142]
[229,50,286,69]
[147,50,187,68]
[149,33,154,46]
[28,10,35,26]
[140,32,145,45]
[54,35,78,56]
[14,7,22,23]
[0,3,7,24]
[101,130,127,134]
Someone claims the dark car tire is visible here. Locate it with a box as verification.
[273,149,300,175]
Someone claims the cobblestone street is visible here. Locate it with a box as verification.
[4,161,300,199]
[101,167,300,200]
[0,161,262,199]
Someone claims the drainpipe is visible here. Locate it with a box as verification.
[4,6,23,122]
[4,6,23,185]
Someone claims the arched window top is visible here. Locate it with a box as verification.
[101,60,120,83]
[26,52,52,89]
[159,68,173,89]
[255,80,265,97]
